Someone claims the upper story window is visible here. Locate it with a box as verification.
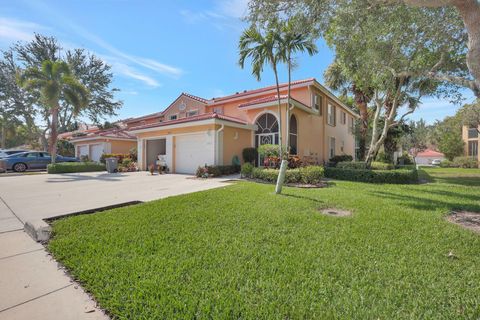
[348,116,355,134]
[327,104,336,126]
[213,106,224,114]
[468,127,479,139]
[187,110,198,117]
[340,111,346,125]
[169,114,178,121]
[312,93,322,114]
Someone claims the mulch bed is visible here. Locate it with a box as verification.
[447,211,480,234]
[318,208,352,217]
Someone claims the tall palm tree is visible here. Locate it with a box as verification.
[324,60,372,160]
[18,60,88,163]
[238,24,284,156]
[280,18,318,155]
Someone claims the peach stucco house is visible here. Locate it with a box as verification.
[121,78,358,173]
[462,125,479,162]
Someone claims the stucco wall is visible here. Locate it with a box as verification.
[222,126,253,165]
[110,140,136,154]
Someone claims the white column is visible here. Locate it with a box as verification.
[137,138,144,170]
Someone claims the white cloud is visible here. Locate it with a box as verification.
[216,0,249,19]
[0,17,49,42]
[180,0,248,31]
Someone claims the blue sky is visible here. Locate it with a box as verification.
[0,0,475,124]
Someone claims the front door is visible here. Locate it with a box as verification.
[257,133,275,166]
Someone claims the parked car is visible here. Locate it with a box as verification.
[0,149,29,159]
[0,151,78,172]
[431,159,442,166]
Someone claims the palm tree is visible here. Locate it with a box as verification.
[324,60,372,160]
[280,18,318,155]
[18,60,88,163]
[238,24,284,156]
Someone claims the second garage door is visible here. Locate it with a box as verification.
[90,144,104,162]
[175,133,214,174]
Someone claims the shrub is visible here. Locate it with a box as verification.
[197,165,241,178]
[257,144,279,158]
[288,155,303,169]
[242,148,256,164]
[396,164,417,170]
[336,161,394,170]
[324,167,418,184]
[128,147,138,162]
[47,162,106,174]
[397,151,414,165]
[453,156,479,168]
[251,166,324,185]
[439,160,456,168]
[100,153,130,164]
[329,155,353,166]
[241,163,254,178]
[375,151,391,163]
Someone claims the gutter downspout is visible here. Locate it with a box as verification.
[216,123,225,165]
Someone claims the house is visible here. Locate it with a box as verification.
[462,125,479,162]
[124,78,358,173]
[66,123,136,162]
[414,149,445,165]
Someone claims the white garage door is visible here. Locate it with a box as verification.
[90,144,104,162]
[175,134,214,174]
[78,145,88,158]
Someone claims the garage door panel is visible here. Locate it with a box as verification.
[91,144,103,162]
[78,146,88,158]
[175,134,213,174]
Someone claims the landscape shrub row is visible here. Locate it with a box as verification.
[440,157,478,168]
[48,162,106,174]
[324,167,418,184]
[99,153,130,164]
[244,165,324,185]
[337,161,395,170]
[196,164,240,178]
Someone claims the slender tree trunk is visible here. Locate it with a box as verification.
[353,89,370,160]
[1,123,6,149]
[365,99,382,168]
[272,63,283,156]
[50,106,59,164]
[454,0,480,97]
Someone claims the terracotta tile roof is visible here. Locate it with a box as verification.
[211,78,315,103]
[182,92,209,104]
[237,95,308,108]
[416,149,444,157]
[70,128,136,141]
[124,111,164,123]
[129,112,248,131]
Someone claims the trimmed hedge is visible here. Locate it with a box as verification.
[197,164,240,178]
[47,162,106,174]
[324,167,418,184]
[250,166,324,185]
[337,161,395,170]
[329,155,353,166]
[47,162,107,173]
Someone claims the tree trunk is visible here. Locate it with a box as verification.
[1,124,6,149]
[353,88,370,160]
[454,0,480,97]
[50,106,59,164]
[365,99,382,168]
[272,63,283,156]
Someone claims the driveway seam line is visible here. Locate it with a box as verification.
[0,228,23,235]
[0,248,44,261]
[0,284,73,314]
[0,195,23,224]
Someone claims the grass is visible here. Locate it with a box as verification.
[49,167,480,319]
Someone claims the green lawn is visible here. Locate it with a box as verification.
[49,168,480,319]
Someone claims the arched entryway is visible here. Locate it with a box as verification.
[254,112,279,165]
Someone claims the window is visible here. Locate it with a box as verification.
[169,114,178,121]
[312,93,322,114]
[468,127,479,139]
[213,107,224,114]
[186,110,198,117]
[329,137,336,158]
[348,116,355,133]
[289,115,298,155]
[327,104,336,126]
[341,111,346,125]
[468,141,478,157]
[341,140,345,153]
[25,152,38,158]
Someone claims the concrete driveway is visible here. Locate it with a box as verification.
[0,172,235,319]
[0,171,235,224]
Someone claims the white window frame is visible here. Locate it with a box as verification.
[348,116,354,134]
[327,104,336,126]
[341,111,346,125]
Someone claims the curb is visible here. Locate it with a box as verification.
[24,220,52,242]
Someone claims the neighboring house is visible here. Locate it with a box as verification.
[415,149,445,165]
[462,125,479,162]
[127,78,358,173]
[69,128,136,162]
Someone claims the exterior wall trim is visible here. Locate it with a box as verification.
[129,118,254,134]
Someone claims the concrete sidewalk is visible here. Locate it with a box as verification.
[0,172,236,319]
